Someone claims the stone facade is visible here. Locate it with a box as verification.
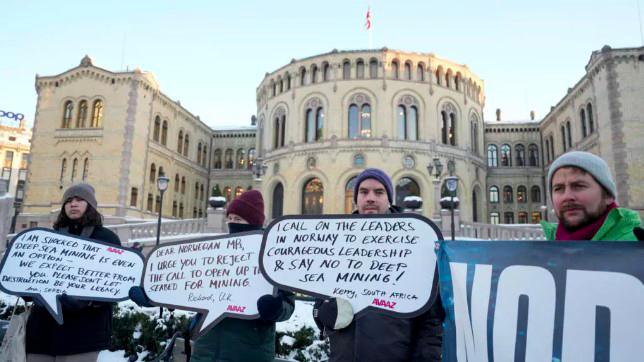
[256,49,486,222]
[17,46,644,231]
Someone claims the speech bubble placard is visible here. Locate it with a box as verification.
[260,214,442,318]
[0,228,145,324]
[143,231,274,338]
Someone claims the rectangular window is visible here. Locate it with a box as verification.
[18,169,27,181]
[1,168,11,181]
[130,188,138,207]
[4,151,14,168]
[15,180,25,201]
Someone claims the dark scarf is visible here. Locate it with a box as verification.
[555,202,617,241]
[59,221,95,238]
[227,223,262,234]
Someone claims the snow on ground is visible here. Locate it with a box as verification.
[277,300,318,333]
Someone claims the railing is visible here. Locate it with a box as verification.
[107,218,207,243]
[460,222,545,240]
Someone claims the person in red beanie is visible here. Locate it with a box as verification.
[190,189,294,361]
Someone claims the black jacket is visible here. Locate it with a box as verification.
[26,224,121,356]
[315,206,445,361]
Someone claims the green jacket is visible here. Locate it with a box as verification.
[191,292,295,362]
[541,207,641,241]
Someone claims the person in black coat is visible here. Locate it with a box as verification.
[313,168,445,361]
[26,182,121,361]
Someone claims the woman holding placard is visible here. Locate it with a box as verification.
[25,183,121,362]
[129,190,295,361]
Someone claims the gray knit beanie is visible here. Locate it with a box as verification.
[547,151,616,197]
[63,182,98,210]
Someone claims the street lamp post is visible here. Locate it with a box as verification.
[445,175,459,241]
[426,158,443,219]
[155,175,169,318]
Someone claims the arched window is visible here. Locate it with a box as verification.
[202,145,207,167]
[271,80,276,97]
[487,145,498,167]
[440,103,457,145]
[348,94,372,139]
[472,188,480,222]
[76,100,88,128]
[71,158,78,181]
[311,64,318,84]
[179,202,184,218]
[580,108,587,138]
[343,60,351,80]
[322,63,330,81]
[174,174,179,192]
[531,186,541,203]
[395,177,420,207]
[435,67,443,86]
[177,131,184,153]
[416,64,425,81]
[587,103,594,133]
[302,178,324,215]
[225,149,233,169]
[161,120,168,145]
[517,186,527,203]
[500,144,511,167]
[286,73,291,90]
[147,194,153,211]
[82,158,89,181]
[470,114,479,154]
[391,60,399,79]
[356,59,365,79]
[369,59,378,78]
[489,186,499,203]
[515,144,525,167]
[172,201,177,217]
[344,177,357,213]
[248,148,256,170]
[91,100,103,127]
[545,138,552,164]
[183,134,190,157]
[566,121,572,149]
[528,144,539,166]
[153,117,161,142]
[150,163,156,183]
[518,212,528,224]
[397,96,419,140]
[62,101,73,128]
[404,62,412,80]
[455,74,461,91]
[272,183,284,219]
[273,108,287,149]
[504,212,515,224]
[181,176,186,194]
[503,185,513,203]
[561,125,567,152]
[236,149,246,169]
[213,149,222,169]
[490,212,500,225]
[194,182,199,200]
[300,67,307,86]
[305,98,324,142]
[60,158,67,182]
[445,71,452,88]
[197,143,202,164]
[157,166,164,179]
[278,77,284,93]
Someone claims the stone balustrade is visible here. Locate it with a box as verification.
[459,222,545,240]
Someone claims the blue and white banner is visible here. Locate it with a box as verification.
[437,240,644,361]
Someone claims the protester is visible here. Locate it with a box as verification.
[542,151,641,241]
[26,183,121,361]
[313,168,445,361]
[130,189,294,362]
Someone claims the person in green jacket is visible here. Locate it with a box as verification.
[541,151,641,241]
[190,190,295,362]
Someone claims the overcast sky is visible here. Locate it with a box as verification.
[1,0,642,128]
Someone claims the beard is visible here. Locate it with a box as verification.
[557,203,607,231]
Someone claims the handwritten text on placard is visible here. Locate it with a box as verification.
[260,214,442,318]
[143,232,274,337]
[0,228,144,324]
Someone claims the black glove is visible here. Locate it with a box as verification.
[128,286,154,307]
[634,227,644,241]
[257,294,284,322]
[314,298,354,331]
[59,294,89,311]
